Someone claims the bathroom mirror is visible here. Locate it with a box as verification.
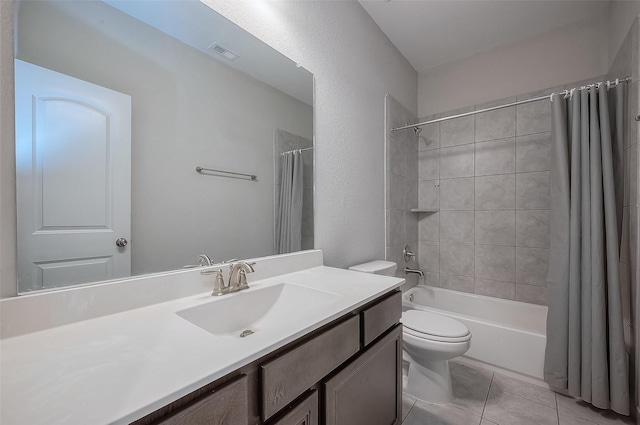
[14,0,314,293]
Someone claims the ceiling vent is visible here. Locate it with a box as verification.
[208,43,239,61]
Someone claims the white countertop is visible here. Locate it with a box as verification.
[0,265,403,425]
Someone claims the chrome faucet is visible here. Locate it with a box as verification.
[228,261,255,292]
[404,267,425,277]
[183,254,214,268]
[196,254,214,266]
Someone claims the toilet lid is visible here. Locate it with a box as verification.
[402,310,470,339]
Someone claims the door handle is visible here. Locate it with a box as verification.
[116,238,128,247]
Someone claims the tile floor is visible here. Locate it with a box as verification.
[402,361,635,425]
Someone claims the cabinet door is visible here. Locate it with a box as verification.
[324,325,402,425]
[270,391,318,425]
[261,315,359,420]
[155,375,248,425]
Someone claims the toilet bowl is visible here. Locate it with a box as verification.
[402,309,471,404]
[348,260,472,405]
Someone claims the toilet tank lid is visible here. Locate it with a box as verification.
[402,310,470,338]
[348,260,397,274]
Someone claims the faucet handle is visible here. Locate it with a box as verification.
[403,245,416,263]
[196,254,214,266]
[237,269,249,290]
[202,268,227,296]
[184,254,214,268]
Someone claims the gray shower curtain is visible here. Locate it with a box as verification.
[275,150,303,254]
[545,84,629,415]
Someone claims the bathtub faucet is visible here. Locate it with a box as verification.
[404,267,425,277]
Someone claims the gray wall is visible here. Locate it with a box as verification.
[608,15,640,417]
[202,0,419,271]
[0,0,16,299]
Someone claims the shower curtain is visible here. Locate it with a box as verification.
[275,150,303,254]
[545,84,629,415]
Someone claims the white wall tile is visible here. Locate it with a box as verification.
[475,138,515,176]
[516,171,550,209]
[475,174,515,210]
[475,245,515,282]
[440,211,475,244]
[440,178,474,210]
[419,179,440,210]
[440,144,475,179]
[419,212,439,242]
[441,243,475,276]
[516,210,550,248]
[475,106,515,143]
[516,99,552,136]
[516,132,551,173]
[418,122,440,151]
[440,115,474,148]
[476,210,516,246]
[419,149,439,180]
[515,247,549,286]
[441,273,475,293]
[419,241,440,273]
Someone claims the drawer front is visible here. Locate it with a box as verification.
[261,315,360,420]
[361,290,402,346]
[324,325,402,425]
[156,375,248,425]
[270,390,318,425]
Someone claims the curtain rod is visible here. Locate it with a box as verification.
[281,147,313,156]
[392,76,631,133]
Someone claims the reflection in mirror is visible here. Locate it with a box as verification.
[14,0,313,293]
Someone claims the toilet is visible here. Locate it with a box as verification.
[348,260,471,404]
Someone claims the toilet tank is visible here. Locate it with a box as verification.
[348,260,397,276]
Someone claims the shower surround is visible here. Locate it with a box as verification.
[385,95,420,289]
[385,14,640,418]
[386,77,605,306]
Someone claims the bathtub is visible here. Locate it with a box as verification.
[403,285,548,386]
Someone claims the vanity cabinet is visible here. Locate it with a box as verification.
[325,325,402,425]
[269,391,319,425]
[154,375,248,425]
[261,315,360,420]
[137,290,401,425]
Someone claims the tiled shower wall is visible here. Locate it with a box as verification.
[385,95,420,288]
[413,79,608,306]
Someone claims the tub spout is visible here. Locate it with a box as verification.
[404,267,425,277]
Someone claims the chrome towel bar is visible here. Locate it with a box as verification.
[196,166,257,181]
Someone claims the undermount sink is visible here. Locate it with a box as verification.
[176,283,341,336]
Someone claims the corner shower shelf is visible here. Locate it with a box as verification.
[410,209,438,213]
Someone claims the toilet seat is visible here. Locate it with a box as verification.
[402,310,471,343]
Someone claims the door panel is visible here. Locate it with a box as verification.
[37,257,112,289]
[39,98,110,228]
[15,59,131,292]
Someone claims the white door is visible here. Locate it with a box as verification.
[15,59,132,292]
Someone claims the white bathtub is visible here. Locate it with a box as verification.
[403,285,548,386]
